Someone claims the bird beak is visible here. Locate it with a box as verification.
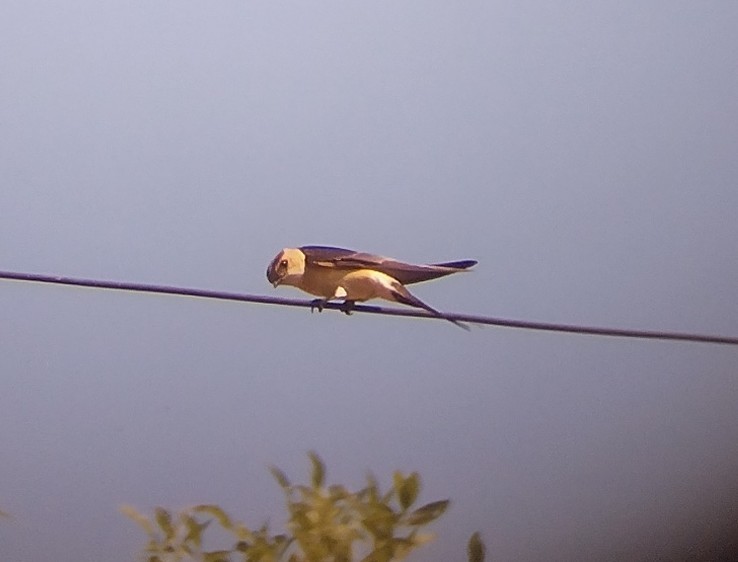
[266,265,281,287]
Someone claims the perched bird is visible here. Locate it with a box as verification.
[266,245,477,329]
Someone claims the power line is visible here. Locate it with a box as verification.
[1,270,737,346]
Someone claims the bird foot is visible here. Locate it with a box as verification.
[340,300,356,316]
[310,299,327,313]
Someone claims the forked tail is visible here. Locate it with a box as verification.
[390,287,470,331]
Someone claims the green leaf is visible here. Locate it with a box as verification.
[193,505,233,530]
[467,531,486,562]
[203,550,231,562]
[183,514,211,547]
[362,472,379,503]
[397,472,420,511]
[120,505,155,536]
[269,466,291,489]
[154,507,174,539]
[405,500,449,525]
[233,522,253,541]
[393,471,404,499]
[308,451,325,489]
[360,544,393,562]
[361,502,397,540]
[328,484,349,500]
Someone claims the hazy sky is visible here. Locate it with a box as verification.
[1,2,737,561]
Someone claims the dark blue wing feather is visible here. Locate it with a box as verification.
[300,245,476,285]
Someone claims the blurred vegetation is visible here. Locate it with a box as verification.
[123,452,485,562]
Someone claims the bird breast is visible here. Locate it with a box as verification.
[337,270,397,302]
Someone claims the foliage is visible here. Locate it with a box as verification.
[467,532,486,562]
[123,452,485,562]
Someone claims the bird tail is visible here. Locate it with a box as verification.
[390,287,470,331]
[430,259,477,270]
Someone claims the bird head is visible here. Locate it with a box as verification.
[266,248,306,288]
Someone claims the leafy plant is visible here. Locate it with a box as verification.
[123,452,485,562]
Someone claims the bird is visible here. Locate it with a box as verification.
[266,245,477,329]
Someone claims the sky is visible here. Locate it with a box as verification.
[1,2,737,561]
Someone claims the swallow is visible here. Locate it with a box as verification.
[266,245,477,329]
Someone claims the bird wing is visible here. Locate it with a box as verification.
[300,245,476,285]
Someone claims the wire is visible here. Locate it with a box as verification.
[1,270,737,346]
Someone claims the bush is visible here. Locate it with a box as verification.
[123,452,485,562]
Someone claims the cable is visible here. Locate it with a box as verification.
[1,270,737,346]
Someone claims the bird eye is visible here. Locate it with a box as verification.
[279,259,288,269]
